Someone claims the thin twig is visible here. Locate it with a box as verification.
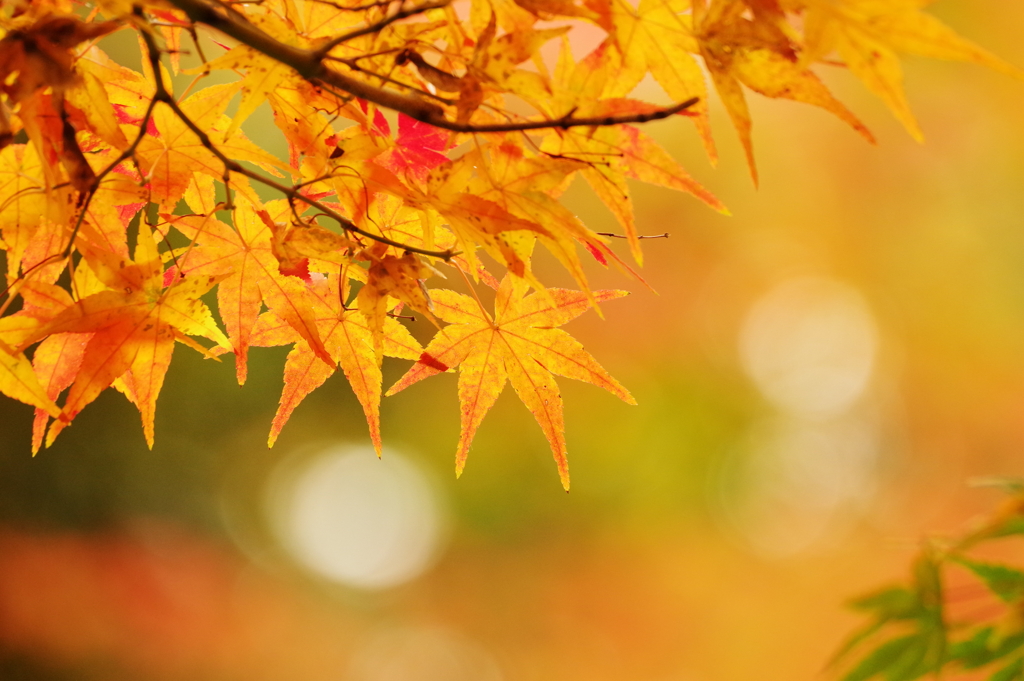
[311,0,450,60]
[597,232,670,239]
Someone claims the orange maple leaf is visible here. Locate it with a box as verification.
[0,283,64,426]
[135,83,282,213]
[387,275,636,490]
[16,222,229,448]
[249,271,423,453]
[165,197,333,385]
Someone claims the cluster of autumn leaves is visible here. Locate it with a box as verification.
[0,0,1017,488]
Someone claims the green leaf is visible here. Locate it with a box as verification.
[951,627,995,668]
[990,516,1024,539]
[991,657,1024,681]
[956,558,1024,603]
[842,635,927,681]
[952,627,1024,669]
[849,587,922,620]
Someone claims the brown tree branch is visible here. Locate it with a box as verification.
[166,0,445,120]
[164,0,700,132]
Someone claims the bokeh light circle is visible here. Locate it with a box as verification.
[739,277,878,417]
[266,445,446,589]
[717,414,880,558]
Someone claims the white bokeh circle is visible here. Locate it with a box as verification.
[266,445,446,589]
[739,277,878,418]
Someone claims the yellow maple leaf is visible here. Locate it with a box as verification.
[801,0,1024,141]
[387,275,636,490]
[135,83,283,213]
[16,222,229,448]
[249,272,423,453]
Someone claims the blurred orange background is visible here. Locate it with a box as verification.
[2,2,1024,680]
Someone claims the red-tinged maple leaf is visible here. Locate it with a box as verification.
[77,46,156,132]
[368,107,390,137]
[247,272,423,453]
[387,275,636,490]
[16,223,230,448]
[326,125,419,231]
[164,197,333,385]
[380,114,450,181]
[112,103,159,135]
[30,331,89,453]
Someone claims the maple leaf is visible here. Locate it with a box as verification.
[464,138,605,301]
[379,113,451,181]
[16,222,229,448]
[248,272,423,453]
[801,0,1024,141]
[387,276,636,490]
[696,0,875,184]
[267,217,355,280]
[190,45,294,143]
[134,83,283,213]
[0,15,119,144]
[540,105,726,263]
[29,331,88,454]
[0,143,68,284]
[12,281,90,453]
[605,0,717,161]
[414,154,561,290]
[0,283,65,425]
[165,196,334,385]
[356,248,438,360]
